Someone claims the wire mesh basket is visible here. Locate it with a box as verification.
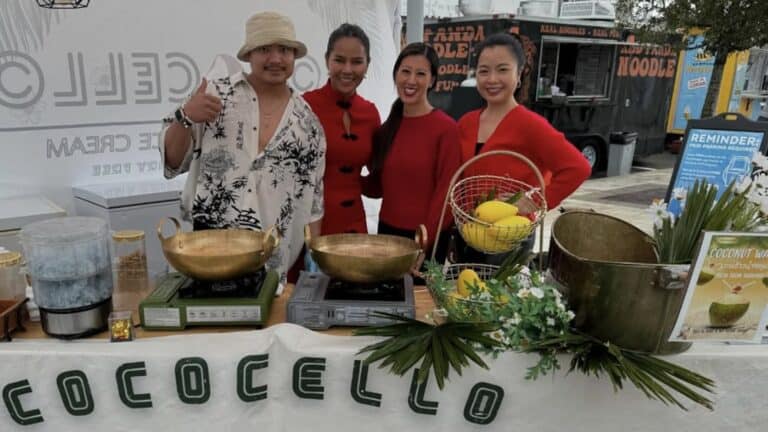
[426,262,537,323]
[450,174,546,254]
[430,150,548,261]
[427,263,503,322]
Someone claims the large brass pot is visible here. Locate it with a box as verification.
[157,217,279,281]
[547,211,690,355]
[306,225,426,283]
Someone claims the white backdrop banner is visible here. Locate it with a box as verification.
[0,0,400,210]
[0,323,765,431]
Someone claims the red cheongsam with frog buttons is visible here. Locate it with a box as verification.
[303,81,381,234]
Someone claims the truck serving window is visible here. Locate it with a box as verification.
[537,39,615,100]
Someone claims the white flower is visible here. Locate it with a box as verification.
[489,329,506,342]
[478,290,492,301]
[516,288,531,299]
[672,187,687,201]
[530,287,544,299]
[566,311,575,321]
[546,317,555,327]
[753,151,768,171]
[556,300,565,311]
[647,199,673,228]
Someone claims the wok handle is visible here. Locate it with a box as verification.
[414,224,428,250]
[156,217,182,242]
[264,225,280,251]
[411,224,428,279]
[303,224,312,246]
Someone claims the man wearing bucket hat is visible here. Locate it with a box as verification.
[160,11,326,284]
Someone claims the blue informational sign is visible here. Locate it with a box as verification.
[668,128,765,216]
[671,35,716,131]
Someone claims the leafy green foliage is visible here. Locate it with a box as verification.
[354,312,502,389]
[615,0,768,54]
[528,331,715,410]
[354,260,717,410]
[654,179,767,263]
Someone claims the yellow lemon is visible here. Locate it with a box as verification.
[456,269,486,297]
[474,200,518,223]
[461,222,510,253]
[490,215,532,243]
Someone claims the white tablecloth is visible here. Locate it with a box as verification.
[0,324,763,431]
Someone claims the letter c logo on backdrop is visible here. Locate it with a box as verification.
[0,51,44,109]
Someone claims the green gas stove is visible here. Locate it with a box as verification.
[139,269,279,330]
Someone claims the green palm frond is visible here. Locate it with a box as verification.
[527,331,715,411]
[355,312,502,389]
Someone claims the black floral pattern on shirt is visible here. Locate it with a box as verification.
[257,104,324,201]
[192,172,248,228]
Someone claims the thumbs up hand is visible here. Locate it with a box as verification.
[182,79,223,123]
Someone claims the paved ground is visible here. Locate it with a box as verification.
[534,150,680,253]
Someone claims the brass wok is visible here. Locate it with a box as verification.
[305,225,427,283]
[157,217,279,281]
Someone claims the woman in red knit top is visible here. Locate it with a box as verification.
[456,33,591,262]
[459,33,590,209]
[367,43,462,268]
[303,24,381,235]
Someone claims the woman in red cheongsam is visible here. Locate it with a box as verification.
[303,23,381,235]
[288,24,380,282]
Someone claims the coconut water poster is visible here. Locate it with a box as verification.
[671,231,768,342]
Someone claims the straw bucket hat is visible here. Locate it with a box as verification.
[236,11,308,61]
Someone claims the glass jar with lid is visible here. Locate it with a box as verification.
[111,230,149,311]
[111,230,147,276]
[0,251,26,300]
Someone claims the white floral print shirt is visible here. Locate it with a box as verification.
[160,72,326,282]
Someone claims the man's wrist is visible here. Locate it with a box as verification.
[174,106,194,128]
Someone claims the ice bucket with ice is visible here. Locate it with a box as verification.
[21,216,113,338]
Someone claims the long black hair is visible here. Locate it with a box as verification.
[369,42,439,173]
[472,32,530,103]
[325,23,371,63]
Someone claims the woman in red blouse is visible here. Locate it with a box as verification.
[303,23,381,235]
[455,33,591,263]
[367,43,462,269]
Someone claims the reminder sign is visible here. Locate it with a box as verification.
[667,113,768,216]
[671,232,768,343]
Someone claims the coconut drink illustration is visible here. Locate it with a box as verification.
[697,264,716,285]
[708,281,751,328]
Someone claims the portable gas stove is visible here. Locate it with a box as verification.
[287,271,415,330]
[139,268,279,330]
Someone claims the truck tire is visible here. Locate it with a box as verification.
[575,138,605,174]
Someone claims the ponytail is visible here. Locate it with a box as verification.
[370,99,404,174]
